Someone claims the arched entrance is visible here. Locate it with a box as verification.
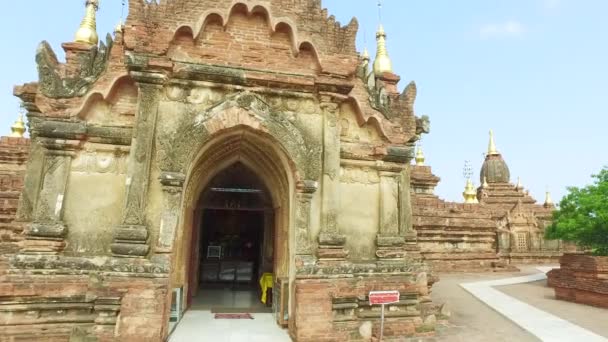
[188,162,274,309]
[171,127,296,326]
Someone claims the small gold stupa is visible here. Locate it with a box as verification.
[75,0,100,45]
[9,113,26,138]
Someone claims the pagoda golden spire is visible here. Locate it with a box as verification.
[463,179,479,204]
[362,47,370,61]
[516,177,523,189]
[373,24,393,76]
[9,112,26,138]
[114,20,124,35]
[415,145,425,166]
[544,189,554,207]
[487,129,499,156]
[75,0,100,45]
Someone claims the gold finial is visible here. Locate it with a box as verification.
[362,47,370,61]
[488,129,499,156]
[415,145,425,166]
[10,112,26,138]
[75,0,100,45]
[482,176,489,189]
[463,179,479,204]
[516,177,523,189]
[114,20,124,35]
[544,189,554,207]
[373,24,393,76]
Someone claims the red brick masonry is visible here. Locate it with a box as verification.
[547,253,608,309]
[0,137,29,255]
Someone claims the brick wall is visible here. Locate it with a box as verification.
[0,262,170,342]
[411,163,561,272]
[547,253,608,308]
[412,193,505,272]
[0,136,30,256]
[292,276,433,341]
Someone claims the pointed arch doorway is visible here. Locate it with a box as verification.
[171,128,296,328]
[189,162,275,310]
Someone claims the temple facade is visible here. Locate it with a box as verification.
[0,1,565,341]
[0,1,436,341]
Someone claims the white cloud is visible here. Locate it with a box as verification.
[479,21,526,39]
[542,0,561,10]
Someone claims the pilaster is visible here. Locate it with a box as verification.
[376,169,406,261]
[295,180,318,267]
[317,98,347,261]
[156,172,186,254]
[111,72,166,257]
[22,139,78,254]
[401,166,420,255]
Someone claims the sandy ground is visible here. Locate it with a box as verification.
[431,269,541,342]
[497,279,608,338]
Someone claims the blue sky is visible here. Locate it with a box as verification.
[0,0,606,203]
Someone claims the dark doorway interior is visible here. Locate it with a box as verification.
[198,209,264,290]
[190,162,274,312]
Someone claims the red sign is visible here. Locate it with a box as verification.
[369,291,400,305]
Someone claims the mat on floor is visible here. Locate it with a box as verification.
[210,307,272,314]
[214,313,254,319]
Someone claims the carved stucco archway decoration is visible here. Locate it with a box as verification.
[156,91,322,181]
[172,126,301,302]
[182,129,293,207]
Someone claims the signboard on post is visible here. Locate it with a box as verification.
[369,291,400,305]
[369,291,400,341]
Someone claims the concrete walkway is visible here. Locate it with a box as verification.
[168,310,292,342]
[461,268,608,342]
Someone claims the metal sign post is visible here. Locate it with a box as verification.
[369,291,400,341]
[379,303,385,341]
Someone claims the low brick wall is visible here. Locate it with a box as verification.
[0,257,171,342]
[547,253,608,308]
[292,275,435,341]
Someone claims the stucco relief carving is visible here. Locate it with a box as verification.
[71,151,128,174]
[36,37,113,98]
[266,95,318,115]
[156,91,322,181]
[340,166,380,184]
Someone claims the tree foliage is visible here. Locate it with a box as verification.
[546,167,608,256]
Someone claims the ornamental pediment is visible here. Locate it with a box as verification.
[127,1,359,77]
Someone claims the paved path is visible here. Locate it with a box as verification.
[461,268,608,342]
[169,311,291,342]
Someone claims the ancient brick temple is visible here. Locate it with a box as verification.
[411,132,565,272]
[0,1,438,341]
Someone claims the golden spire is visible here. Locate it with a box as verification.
[114,20,124,35]
[463,178,479,204]
[544,189,554,207]
[516,177,523,189]
[415,145,425,166]
[10,112,26,138]
[75,0,100,45]
[488,129,499,156]
[482,176,489,189]
[362,47,370,61]
[373,24,393,76]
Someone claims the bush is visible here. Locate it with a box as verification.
[545,167,608,256]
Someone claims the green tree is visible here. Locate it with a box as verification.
[546,167,608,256]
